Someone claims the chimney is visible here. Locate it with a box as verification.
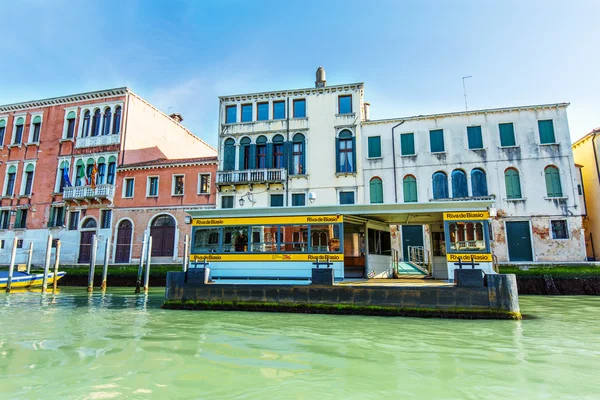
[169,113,184,123]
[363,102,371,121]
[315,66,326,88]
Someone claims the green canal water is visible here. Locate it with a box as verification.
[1,289,599,399]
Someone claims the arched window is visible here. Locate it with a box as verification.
[471,168,488,197]
[545,166,563,197]
[82,218,97,229]
[14,117,24,144]
[31,115,42,142]
[432,171,448,200]
[103,108,112,135]
[91,109,101,137]
[58,160,69,192]
[337,130,355,173]
[452,169,468,198]
[504,168,522,199]
[75,160,85,186]
[97,157,106,184]
[256,136,267,169]
[292,133,305,175]
[107,156,117,185]
[113,106,122,135]
[82,110,91,137]
[403,175,417,203]
[0,119,6,146]
[370,177,383,204]
[272,134,285,169]
[239,137,251,170]
[152,215,176,227]
[119,219,132,229]
[223,138,236,171]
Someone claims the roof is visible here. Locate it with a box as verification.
[219,82,364,102]
[0,87,129,112]
[572,127,600,147]
[118,156,218,171]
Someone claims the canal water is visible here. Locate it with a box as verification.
[1,289,599,399]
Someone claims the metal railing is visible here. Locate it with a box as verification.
[63,184,115,201]
[75,134,120,149]
[217,168,287,185]
[408,246,432,275]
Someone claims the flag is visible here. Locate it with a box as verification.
[62,167,72,188]
[90,162,98,189]
[78,165,85,186]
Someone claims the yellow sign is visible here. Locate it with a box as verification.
[443,211,490,221]
[192,215,343,227]
[446,253,493,262]
[190,253,344,262]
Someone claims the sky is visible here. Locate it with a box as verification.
[1,0,599,148]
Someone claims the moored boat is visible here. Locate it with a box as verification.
[0,271,66,289]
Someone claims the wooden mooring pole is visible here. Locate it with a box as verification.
[87,235,98,293]
[135,232,148,293]
[5,237,18,293]
[143,236,152,292]
[182,234,189,272]
[42,234,53,293]
[26,241,33,274]
[52,240,61,293]
[101,237,110,291]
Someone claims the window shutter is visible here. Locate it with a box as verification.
[283,141,291,172]
[430,130,444,153]
[266,143,273,168]
[351,137,356,173]
[300,141,306,174]
[401,133,415,155]
[539,120,556,144]
[467,126,483,149]
[249,144,257,169]
[238,145,245,170]
[499,123,516,147]
[335,138,341,173]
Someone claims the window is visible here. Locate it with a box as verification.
[225,105,237,124]
[103,108,112,135]
[221,196,234,209]
[292,193,305,206]
[14,209,27,229]
[49,206,65,228]
[100,210,112,229]
[432,171,449,200]
[370,178,383,204]
[0,210,9,229]
[58,162,70,193]
[65,111,76,139]
[280,225,309,252]
[91,109,101,136]
[368,136,381,158]
[504,168,522,199]
[544,166,563,197]
[97,162,106,184]
[257,102,269,121]
[192,227,221,253]
[173,175,184,195]
[31,116,42,142]
[368,229,392,256]
[403,175,417,203]
[467,126,484,149]
[256,136,267,169]
[400,133,415,156]
[17,239,23,249]
[551,220,568,239]
[113,106,122,135]
[5,166,16,196]
[239,137,251,170]
[13,117,24,144]
[82,110,91,137]
[538,120,556,144]
[107,161,116,185]
[452,169,468,198]
[430,129,445,153]
[338,95,352,114]
[273,101,285,119]
[471,168,488,197]
[340,191,355,205]
[293,99,306,118]
[68,211,80,230]
[241,104,252,122]
[0,119,6,145]
[273,135,285,168]
[291,133,305,175]
[270,194,284,207]
[148,177,159,197]
[223,138,236,171]
[337,130,355,173]
[198,174,210,194]
[22,164,34,195]
[123,178,134,198]
[499,123,516,147]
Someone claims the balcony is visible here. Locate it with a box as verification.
[63,184,115,204]
[217,168,287,187]
[223,118,309,135]
[75,134,121,149]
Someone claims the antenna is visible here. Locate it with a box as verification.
[462,76,472,111]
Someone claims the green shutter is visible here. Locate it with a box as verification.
[403,176,417,202]
[545,167,563,197]
[499,123,516,147]
[8,165,16,174]
[505,169,522,199]
[0,120,6,128]
[25,164,35,172]
[335,138,341,173]
[370,178,383,204]
[32,116,42,124]
[16,117,24,125]
[467,126,483,149]
[249,144,257,169]
[368,136,381,158]
[401,133,415,155]
[351,137,356,172]
[538,120,556,144]
[429,130,444,153]
[67,111,76,119]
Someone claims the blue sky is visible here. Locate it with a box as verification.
[1,0,598,147]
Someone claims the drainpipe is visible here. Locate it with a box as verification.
[592,131,600,184]
[120,93,131,166]
[391,121,405,203]
[579,166,588,217]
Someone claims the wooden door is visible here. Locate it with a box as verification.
[506,221,533,261]
[78,231,94,263]
[151,226,175,257]
[115,221,132,263]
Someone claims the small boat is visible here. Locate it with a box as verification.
[0,271,66,289]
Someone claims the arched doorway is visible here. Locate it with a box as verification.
[115,220,133,263]
[150,215,176,257]
[78,218,97,263]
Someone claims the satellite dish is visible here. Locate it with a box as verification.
[308,192,317,204]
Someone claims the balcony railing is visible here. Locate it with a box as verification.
[217,168,287,185]
[75,134,121,149]
[63,184,115,202]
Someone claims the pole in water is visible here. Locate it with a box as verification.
[42,234,53,293]
[5,237,19,293]
[182,234,189,272]
[135,232,148,293]
[26,241,33,274]
[143,236,152,292]
[87,235,98,293]
[101,236,111,291]
[53,240,61,292]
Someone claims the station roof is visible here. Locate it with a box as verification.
[187,200,494,224]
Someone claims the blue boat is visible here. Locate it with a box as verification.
[0,271,66,289]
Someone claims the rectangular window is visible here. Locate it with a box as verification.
[23,171,34,195]
[338,95,352,114]
[0,210,9,229]
[172,175,184,195]
[273,101,285,119]
[222,226,249,252]
[198,174,210,194]
[467,126,484,149]
[49,206,65,227]
[123,178,134,198]
[17,239,23,249]
[14,209,27,229]
[68,211,80,230]
[192,227,221,253]
[225,105,237,124]
[66,118,75,139]
[400,133,415,156]
[551,220,568,239]
[429,129,445,153]
[241,104,252,122]
[0,240,4,249]
[499,123,516,147]
[107,162,116,185]
[14,124,23,144]
[270,194,284,207]
[249,225,279,252]
[32,122,41,142]
[147,177,159,197]
[368,229,392,255]
[221,196,234,209]
[367,136,381,158]
[293,99,306,118]
[100,209,112,229]
[538,120,556,144]
[339,191,355,205]
[6,172,16,196]
[292,193,305,206]
[257,102,269,121]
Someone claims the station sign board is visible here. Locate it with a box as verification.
[190,253,344,262]
[446,253,493,262]
[192,215,343,226]
[443,211,490,221]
